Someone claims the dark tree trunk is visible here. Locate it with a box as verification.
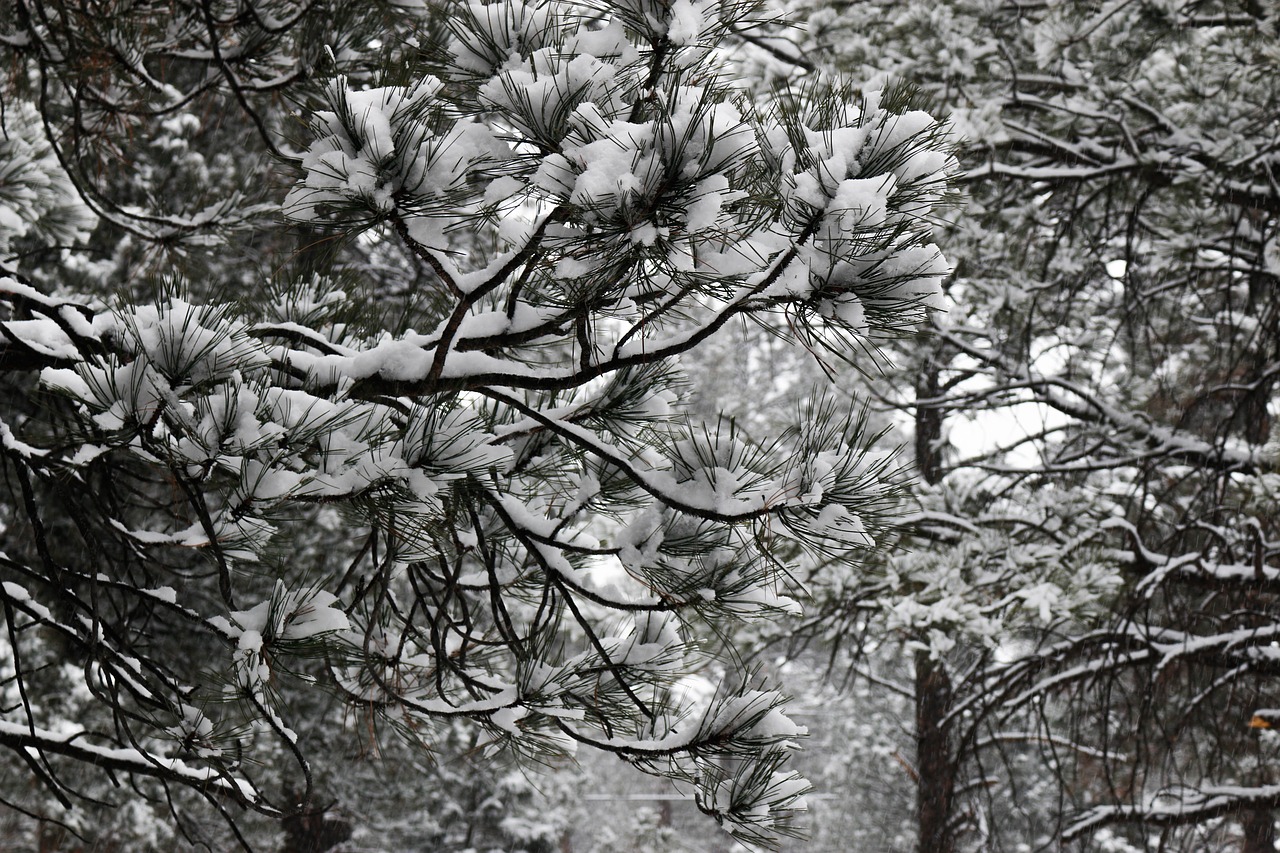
[280,790,352,853]
[914,343,945,490]
[915,651,956,853]
[913,346,956,853]
[1241,808,1275,853]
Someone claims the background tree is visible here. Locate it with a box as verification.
[731,0,1280,849]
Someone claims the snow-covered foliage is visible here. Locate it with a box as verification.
[0,0,955,848]
[0,101,95,264]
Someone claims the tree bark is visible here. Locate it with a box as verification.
[1241,808,1275,853]
[915,651,956,853]
[913,342,958,853]
[914,341,945,490]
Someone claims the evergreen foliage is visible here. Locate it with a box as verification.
[0,0,954,848]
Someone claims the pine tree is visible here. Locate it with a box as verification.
[0,0,955,848]
[736,0,1280,849]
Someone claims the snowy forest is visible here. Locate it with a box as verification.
[0,0,1276,851]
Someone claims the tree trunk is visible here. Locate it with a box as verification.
[280,790,352,853]
[1241,808,1275,853]
[915,651,956,853]
[914,342,945,490]
[913,340,957,853]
